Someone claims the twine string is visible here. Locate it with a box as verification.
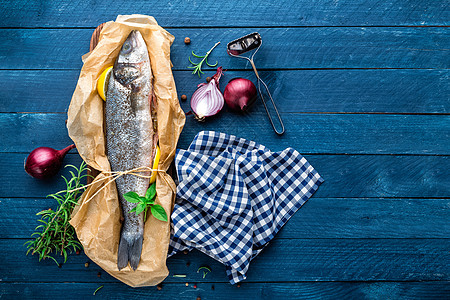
[67,166,165,204]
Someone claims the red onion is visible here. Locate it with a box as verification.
[223,78,257,112]
[24,144,76,179]
[190,67,224,120]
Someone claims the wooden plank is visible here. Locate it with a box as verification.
[0,70,78,113]
[148,113,450,155]
[0,113,73,153]
[2,239,449,282]
[1,0,449,27]
[2,69,449,114]
[1,282,450,300]
[3,198,449,239]
[1,27,449,70]
[1,113,449,154]
[1,153,448,198]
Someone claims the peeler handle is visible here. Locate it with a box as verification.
[256,77,285,135]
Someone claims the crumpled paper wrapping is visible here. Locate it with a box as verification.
[67,15,185,287]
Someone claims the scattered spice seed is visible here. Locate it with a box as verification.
[85,262,90,268]
[76,250,80,255]
[97,272,101,278]
[184,37,191,44]
[93,285,103,295]
[181,94,187,101]
[193,284,197,289]
[237,283,241,288]
[186,261,191,267]
[157,284,163,290]
[211,284,215,290]
[58,263,62,268]
[185,282,189,287]
[206,77,211,83]
[197,297,201,300]
[183,250,189,255]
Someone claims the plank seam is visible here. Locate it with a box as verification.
[5,238,450,240]
[2,112,450,116]
[1,25,449,29]
[3,196,449,200]
[2,152,450,157]
[1,68,449,71]
[0,280,449,284]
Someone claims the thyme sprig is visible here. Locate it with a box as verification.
[188,42,220,77]
[24,162,90,265]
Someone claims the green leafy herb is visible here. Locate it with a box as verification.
[123,182,168,222]
[197,266,212,278]
[24,162,90,265]
[93,285,103,295]
[188,42,220,77]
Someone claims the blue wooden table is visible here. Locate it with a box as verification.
[1,1,449,299]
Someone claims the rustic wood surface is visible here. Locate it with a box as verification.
[0,0,448,299]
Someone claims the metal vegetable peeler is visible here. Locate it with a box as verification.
[227,32,285,135]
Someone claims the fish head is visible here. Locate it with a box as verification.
[114,30,149,86]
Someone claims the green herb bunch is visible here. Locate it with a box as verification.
[123,182,168,222]
[25,162,90,265]
[188,41,220,77]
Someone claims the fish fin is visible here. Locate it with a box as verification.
[117,234,130,270]
[117,232,144,271]
[128,234,144,271]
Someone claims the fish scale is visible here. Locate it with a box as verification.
[105,30,154,271]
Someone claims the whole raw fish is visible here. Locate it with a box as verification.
[105,30,154,271]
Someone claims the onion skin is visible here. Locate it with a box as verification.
[24,144,76,179]
[223,78,257,112]
[190,67,225,120]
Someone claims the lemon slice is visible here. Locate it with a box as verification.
[97,66,113,101]
[150,145,161,184]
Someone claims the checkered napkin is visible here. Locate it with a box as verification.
[168,131,323,284]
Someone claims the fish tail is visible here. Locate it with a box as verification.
[117,232,144,271]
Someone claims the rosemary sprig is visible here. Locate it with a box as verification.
[188,41,220,77]
[24,162,90,265]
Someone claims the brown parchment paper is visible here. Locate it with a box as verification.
[67,15,185,287]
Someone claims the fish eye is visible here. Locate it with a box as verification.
[121,41,132,54]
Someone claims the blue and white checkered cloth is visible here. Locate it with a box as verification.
[168,131,323,284]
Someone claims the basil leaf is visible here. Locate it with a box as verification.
[128,207,137,214]
[136,203,146,215]
[151,205,168,222]
[144,197,155,205]
[123,192,140,203]
[145,183,156,200]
